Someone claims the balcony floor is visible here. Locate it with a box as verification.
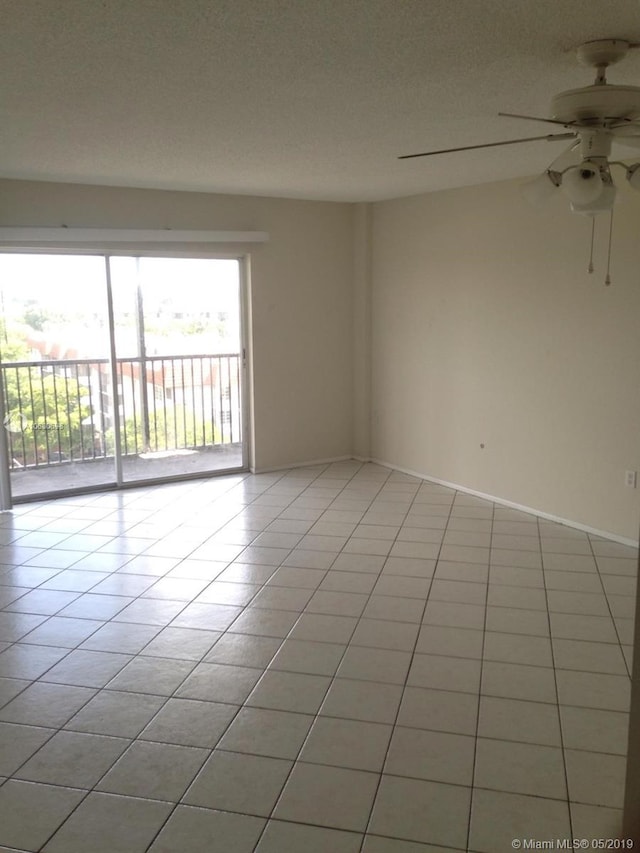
[10,444,244,499]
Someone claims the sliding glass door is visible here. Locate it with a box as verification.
[0,254,114,499]
[110,257,244,483]
[0,253,246,501]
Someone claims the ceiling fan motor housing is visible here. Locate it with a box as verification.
[551,84,640,124]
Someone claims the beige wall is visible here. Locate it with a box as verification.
[371,178,640,541]
[0,179,355,472]
[3,176,640,541]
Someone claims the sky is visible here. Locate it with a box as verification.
[0,254,241,358]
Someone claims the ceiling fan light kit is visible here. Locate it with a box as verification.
[400,38,640,285]
[561,161,604,205]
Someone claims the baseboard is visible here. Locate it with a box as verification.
[250,455,354,475]
[370,457,639,548]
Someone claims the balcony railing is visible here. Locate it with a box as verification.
[1,353,242,470]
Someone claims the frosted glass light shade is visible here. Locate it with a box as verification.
[626,163,640,190]
[561,164,603,204]
[569,182,616,215]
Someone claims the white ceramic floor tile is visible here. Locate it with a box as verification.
[300,716,392,771]
[429,579,486,605]
[368,774,471,848]
[141,626,221,661]
[397,686,479,735]
[319,678,403,724]
[176,662,262,703]
[481,661,557,703]
[269,638,345,675]
[274,762,379,832]
[423,601,485,630]
[246,669,331,714]
[337,646,412,685]
[1,463,633,853]
[415,624,483,659]
[556,670,631,712]
[0,681,97,727]
[485,605,550,636]
[97,740,208,801]
[473,738,567,799]
[218,706,313,758]
[0,643,69,680]
[552,638,628,675]
[16,729,129,787]
[482,631,553,667]
[257,819,362,853]
[560,705,629,755]
[478,696,561,746]
[44,791,172,853]
[362,595,425,623]
[570,803,624,839]
[66,689,166,738]
[0,779,85,851]
[183,750,292,817]
[565,749,627,808]
[350,618,420,651]
[383,556,437,579]
[363,836,462,852]
[385,726,475,785]
[469,788,570,853]
[0,722,55,776]
[289,612,357,643]
[152,805,266,853]
[408,653,481,694]
[41,649,133,688]
[227,607,299,638]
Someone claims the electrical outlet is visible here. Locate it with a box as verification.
[625,470,637,488]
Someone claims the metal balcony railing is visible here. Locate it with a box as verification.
[1,353,242,470]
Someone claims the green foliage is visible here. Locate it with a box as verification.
[114,406,223,455]
[22,301,49,332]
[1,326,92,468]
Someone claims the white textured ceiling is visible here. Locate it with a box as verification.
[2,0,640,201]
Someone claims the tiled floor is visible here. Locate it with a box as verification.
[0,460,635,852]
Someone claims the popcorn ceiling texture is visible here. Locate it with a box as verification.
[2,0,640,201]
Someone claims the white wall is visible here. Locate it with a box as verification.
[0,179,355,472]
[371,178,640,541]
[4,176,639,541]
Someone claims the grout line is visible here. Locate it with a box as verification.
[465,493,495,850]
[587,534,634,681]
[357,479,457,850]
[249,461,394,850]
[537,514,574,839]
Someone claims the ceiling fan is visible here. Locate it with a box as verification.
[400,39,640,255]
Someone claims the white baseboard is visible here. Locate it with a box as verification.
[250,455,354,475]
[248,453,637,547]
[370,457,639,548]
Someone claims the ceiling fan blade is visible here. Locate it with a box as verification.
[609,117,640,129]
[613,136,640,150]
[498,112,574,127]
[398,132,576,160]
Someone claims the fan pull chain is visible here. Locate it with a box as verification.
[604,209,614,287]
[587,217,595,274]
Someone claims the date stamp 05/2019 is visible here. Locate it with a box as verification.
[511,841,634,850]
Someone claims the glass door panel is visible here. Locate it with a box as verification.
[109,257,244,484]
[0,254,114,498]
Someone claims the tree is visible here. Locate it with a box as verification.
[1,323,92,468]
